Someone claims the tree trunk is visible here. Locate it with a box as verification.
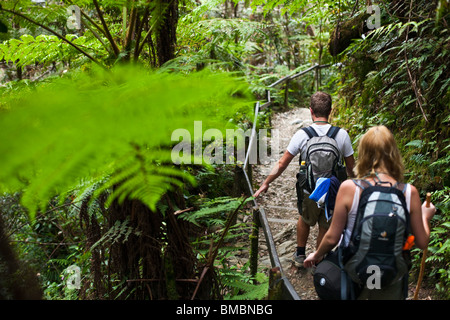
[156,0,178,66]
[103,190,216,299]
[0,213,42,299]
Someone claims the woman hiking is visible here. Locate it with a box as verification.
[303,125,436,299]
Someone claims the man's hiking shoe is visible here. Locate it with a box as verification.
[292,252,306,268]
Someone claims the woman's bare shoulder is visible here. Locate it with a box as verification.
[340,179,357,191]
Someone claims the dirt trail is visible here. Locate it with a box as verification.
[253,107,319,300]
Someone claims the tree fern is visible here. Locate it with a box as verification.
[0,66,253,218]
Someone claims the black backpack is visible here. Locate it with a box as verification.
[340,178,412,298]
[313,251,342,300]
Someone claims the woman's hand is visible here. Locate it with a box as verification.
[422,201,436,222]
[303,252,321,268]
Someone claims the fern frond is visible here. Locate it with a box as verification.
[91,218,136,250]
[0,66,252,218]
[179,197,245,227]
[405,139,424,148]
[220,269,269,300]
[224,280,269,300]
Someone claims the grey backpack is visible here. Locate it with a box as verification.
[340,179,411,298]
[301,126,345,193]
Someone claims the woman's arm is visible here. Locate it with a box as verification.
[303,180,356,268]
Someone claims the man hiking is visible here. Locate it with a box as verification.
[253,91,355,267]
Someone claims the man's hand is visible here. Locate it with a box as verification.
[252,150,294,199]
[253,183,269,198]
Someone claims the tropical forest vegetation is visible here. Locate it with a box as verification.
[0,0,448,301]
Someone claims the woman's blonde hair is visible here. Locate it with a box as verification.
[354,125,404,181]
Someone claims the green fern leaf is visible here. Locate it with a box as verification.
[0,66,252,218]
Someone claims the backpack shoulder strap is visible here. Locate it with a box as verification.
[326,126,340,139]
[394,182,408,193]
[301,126,318,139]
[352,179,372,190]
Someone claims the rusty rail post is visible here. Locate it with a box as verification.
[268,267,283,300]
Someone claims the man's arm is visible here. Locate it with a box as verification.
[344,154,355,178]
[253,150,295,197]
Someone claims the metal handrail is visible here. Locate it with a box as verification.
[268,63,332,88]
[242,63,331,300]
